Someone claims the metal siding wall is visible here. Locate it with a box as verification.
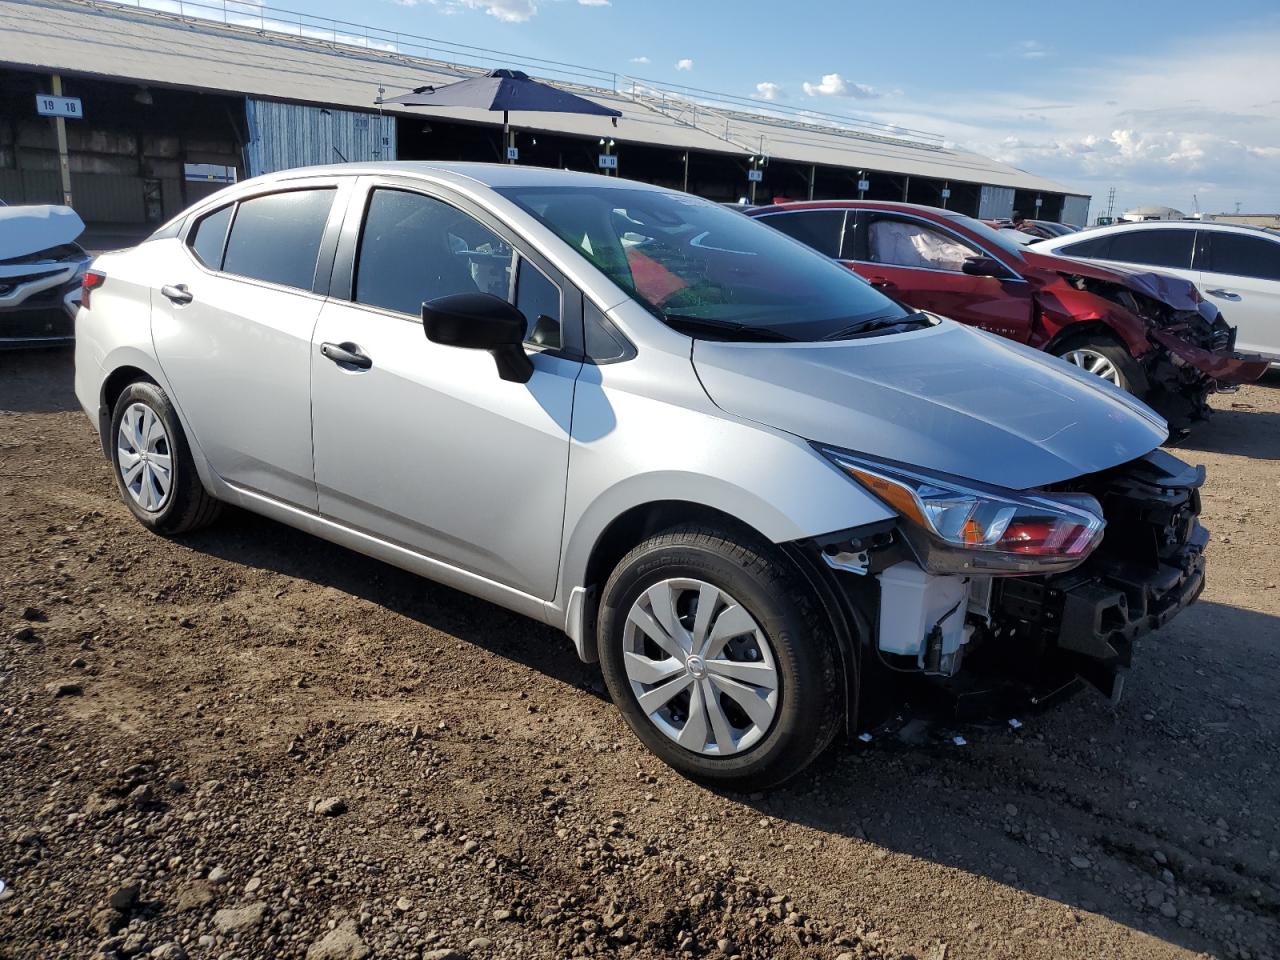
[1060,195,1091,228]
[245,99,396,177]
[69,173,146,223]
[978,185,1015,220]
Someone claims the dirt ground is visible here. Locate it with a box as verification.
[2,349,1277,960]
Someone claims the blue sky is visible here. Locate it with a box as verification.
[273,0,1280,213]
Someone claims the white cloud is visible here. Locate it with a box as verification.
[1018,40,1049,60]
[457,0,538,21]
[801,73,878,99]
[578,0,610,5]
[629,55,650,64]
[675,58,694,72]
[755,81,783,101]
[846,28,1280,212]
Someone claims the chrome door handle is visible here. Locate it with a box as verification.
[161,283,193,305]
[320,341,372,370]
[1206,288,1241,301]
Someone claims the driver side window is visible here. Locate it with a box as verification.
[354,188,561,348]
[867,216,978,273]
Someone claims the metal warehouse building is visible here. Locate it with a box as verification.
[0,0,1090,230]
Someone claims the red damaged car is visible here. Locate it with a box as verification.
[749,201,1267,435]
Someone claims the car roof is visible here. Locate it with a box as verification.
[756,199,957,216]
[251,161,667,194]
[1077,219,1279,239]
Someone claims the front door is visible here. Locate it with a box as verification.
[844,211,1034,342]
[150,183,345,509]
[309,183,580,600]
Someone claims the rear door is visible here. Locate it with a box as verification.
[309,178,581,600]
[151,179,348,509]
[844,210,1034,341]
[1198,229,1280,360]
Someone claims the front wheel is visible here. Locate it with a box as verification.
[597,523,841,790]
[1052,334,1142,394]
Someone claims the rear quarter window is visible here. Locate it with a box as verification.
[1057,234,1112,258]
[187,205,233,269]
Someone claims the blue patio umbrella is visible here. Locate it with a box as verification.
[379,69,622,163]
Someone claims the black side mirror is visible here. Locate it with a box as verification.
[962,255,1008,279]
[422,293,533,384]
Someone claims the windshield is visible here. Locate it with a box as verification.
[940,211,1029,260]
[496,185,912,341]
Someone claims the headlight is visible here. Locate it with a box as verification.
[820,448,1105,575]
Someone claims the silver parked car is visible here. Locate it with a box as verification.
[1,204,92,348]
[75,164,1209,788]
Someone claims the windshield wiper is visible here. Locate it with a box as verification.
[820,311,932,341]
[663,313,795,342]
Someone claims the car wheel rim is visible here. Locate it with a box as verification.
[1063,348,1121,385]
[622,578,779,757]
[116,402,173,513]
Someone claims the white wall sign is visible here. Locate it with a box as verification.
[506,146,519,161]
[747,169,763,182]
[36,94,83,119]
[857,179,870,192]
[940,188,952,199]
[598,154,618,170]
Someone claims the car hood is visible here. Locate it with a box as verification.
[0,205,85,261]
[1022,249,1201,310]
[693,320,1168,490]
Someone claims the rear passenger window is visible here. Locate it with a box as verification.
[1057,234,1112,259]
[188,204,232,269]
[222,189,335,290]
[867,216,977,272]
[762,210,846,258]
[1206,232,1280,281]
[1102,229,1193,270]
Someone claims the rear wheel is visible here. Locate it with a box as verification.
[1052,334,1142,394]
[110,381,221,534]
[597,523,840,790]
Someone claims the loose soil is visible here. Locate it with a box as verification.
[2,349,1277,960]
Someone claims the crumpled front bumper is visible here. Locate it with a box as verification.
[1150,328,1270,386]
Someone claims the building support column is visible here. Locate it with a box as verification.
[808,164,816,201]
[51,73,73,207]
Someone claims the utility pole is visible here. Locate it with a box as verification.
[51,73,73,207]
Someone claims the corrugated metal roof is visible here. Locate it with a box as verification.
[0,0,1080,195]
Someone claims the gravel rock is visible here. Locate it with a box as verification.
[107,881,141,912]
[45,680,83,697]
[206,865,228,885]
[422,950,464,960]
[212,901,267,934]
[305,919,371,960]
[1069,855,1091,870]
[174,880,216,912]
[314,797,347,817]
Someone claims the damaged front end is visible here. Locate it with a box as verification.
[1058,270,1268,435]
[802,449,1208,725]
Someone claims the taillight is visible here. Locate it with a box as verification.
[81,271,105,310]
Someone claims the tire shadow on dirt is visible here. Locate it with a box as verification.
[1179,406,1280,460]
[177,507,607,700]
[732,598,1280,959]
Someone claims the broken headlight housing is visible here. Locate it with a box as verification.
[820,448,1106,575]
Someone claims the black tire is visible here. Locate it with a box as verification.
[597,522,841,790]
[1052,333,1144,396]
[109,380,221,534]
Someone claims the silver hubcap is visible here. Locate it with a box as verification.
[116,402,173,512]
[1063,348,1122,385]
[622,578,779,756]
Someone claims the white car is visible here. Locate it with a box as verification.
[1037,221,1280,363]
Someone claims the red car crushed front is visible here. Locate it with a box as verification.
[750,201,1267,436]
